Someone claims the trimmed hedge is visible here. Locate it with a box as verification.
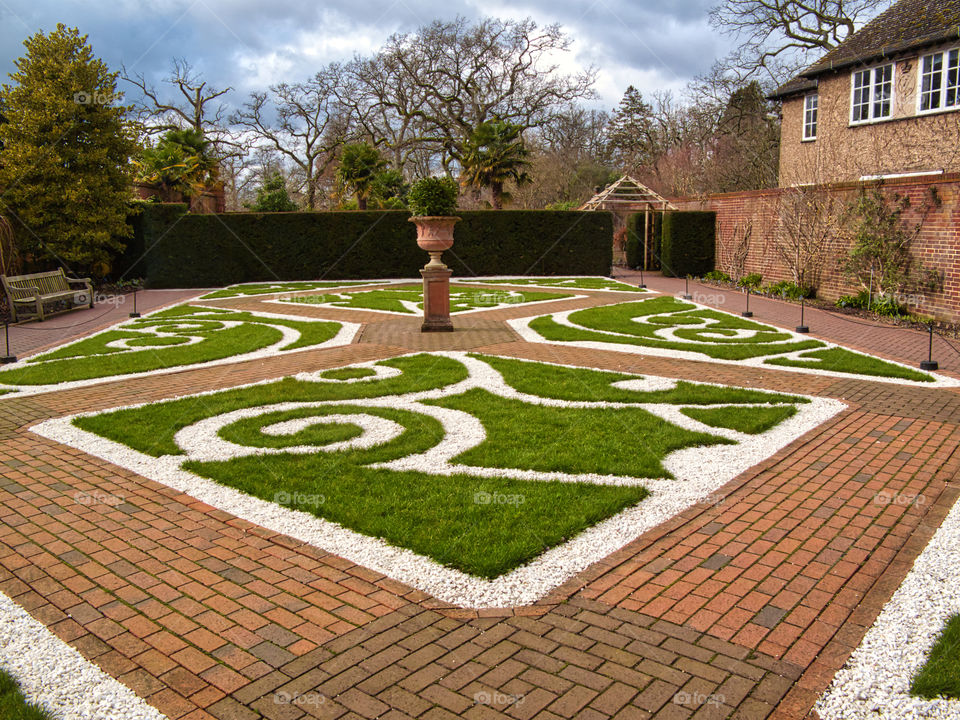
[625,213,664,271]
[659,211,716,278]
[126,206,613,288]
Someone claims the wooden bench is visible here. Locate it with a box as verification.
[1,269,94,322]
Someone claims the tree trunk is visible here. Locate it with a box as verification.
[491,182,503,210]
[358,196,367,210]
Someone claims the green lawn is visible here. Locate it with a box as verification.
[911,614,960,699]
[681,405,797,434]
[200,281,375,299]
[73,352,812,578]
[0,305,341,386]
[527,297,935,381]
[458,277,646,292]
[0,668,52,720]
[282,284,571,314]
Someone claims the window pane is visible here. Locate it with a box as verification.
[921,53,943,111]
[803,94,818,138]
[873,65,892,118]
[852,70,870,121]
[948,49,960,107]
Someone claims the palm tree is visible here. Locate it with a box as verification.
[337,143,386,210]
[459,120,532,210]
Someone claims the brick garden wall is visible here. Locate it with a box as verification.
[671,174,960,322]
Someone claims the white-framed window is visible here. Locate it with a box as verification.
[803,93,818,140]
[919,48,960,112]
[851,63,894,123]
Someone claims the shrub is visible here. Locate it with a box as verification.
[737,272,763,289]
[703,270,731,283]
[625,214,643,269]
[127,205,614,287]
[408,177,459,216]
[659,211,715,277]
[835,290,909,317]
[765,279,814,300]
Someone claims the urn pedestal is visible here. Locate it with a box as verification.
[409,216,460,333]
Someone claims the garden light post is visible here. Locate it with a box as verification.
[742,288,753,318]
[796,297,809,333]
[129,289,141,318]
[682,276,692,300]
[1,322,15,364]
[920,323,939,371]
[638,266,646,289]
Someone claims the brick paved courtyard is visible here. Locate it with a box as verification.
[1,276,959,719]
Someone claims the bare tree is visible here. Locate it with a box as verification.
[122,58,240,157]
[774,186,849,290]
[347,17,596,176]
[231,68,350,210]
[709,0,891,83]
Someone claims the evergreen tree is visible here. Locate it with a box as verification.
[248,172,298,212]
[606,86,656,171]
[459,120,531,210]
[0,25,139,275]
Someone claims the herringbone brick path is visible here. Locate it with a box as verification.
[1,278,958,719]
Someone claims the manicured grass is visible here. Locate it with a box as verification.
[530,314,822,360]
[910,614,960,699]
[429,388,732,478]
[0,306,341,386]
[680,405,797,434]
[188,453,648,578]
[75,354,469,457]
[475,354,807,405]
[201,281,373,299]
[458,277,646,292]
[320,367,377,380]
[764,348,934,382]
[0,668,53,720]
[284,285,571,314]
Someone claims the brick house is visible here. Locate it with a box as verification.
[772,0,960,187]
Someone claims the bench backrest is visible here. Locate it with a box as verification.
[2,269,70,299]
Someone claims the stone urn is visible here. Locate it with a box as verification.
[409,216,460,332]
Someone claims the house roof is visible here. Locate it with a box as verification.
[771,0,960,99]
[578,176,676,212]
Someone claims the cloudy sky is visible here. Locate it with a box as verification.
[0,0,736,112]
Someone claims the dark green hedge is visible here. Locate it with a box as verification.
[659,211,716,278]
[625,213,664,271]
[126,206,614,288]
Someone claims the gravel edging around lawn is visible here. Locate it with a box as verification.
[0,590,167,720]
[31,352,844,608]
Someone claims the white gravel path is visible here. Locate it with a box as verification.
[0,590,167,720]
[815,488,960,719]
[32,351,844,608]
[509,304,960,387]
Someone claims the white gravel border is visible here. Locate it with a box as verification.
[32,351,844,608]
[197,279,398,300]
[0,590,168,720]
[815,490,960,719]
[0,306,360,398]
[454,275,653,293]
[508,302,960,387]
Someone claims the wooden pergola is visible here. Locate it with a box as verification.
[579,176,676,270]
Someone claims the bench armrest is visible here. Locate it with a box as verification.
[9,285,41,301]
[66,277,92,286]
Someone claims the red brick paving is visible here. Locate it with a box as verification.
[1,276,959,719]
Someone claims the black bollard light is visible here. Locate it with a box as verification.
[638,266,646,289]
[2,321,16,364]
[741,288,753,318]
[920,323,939,371]
[796,297,809,333]
[129,289,141,318]
[682,276,692,300]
